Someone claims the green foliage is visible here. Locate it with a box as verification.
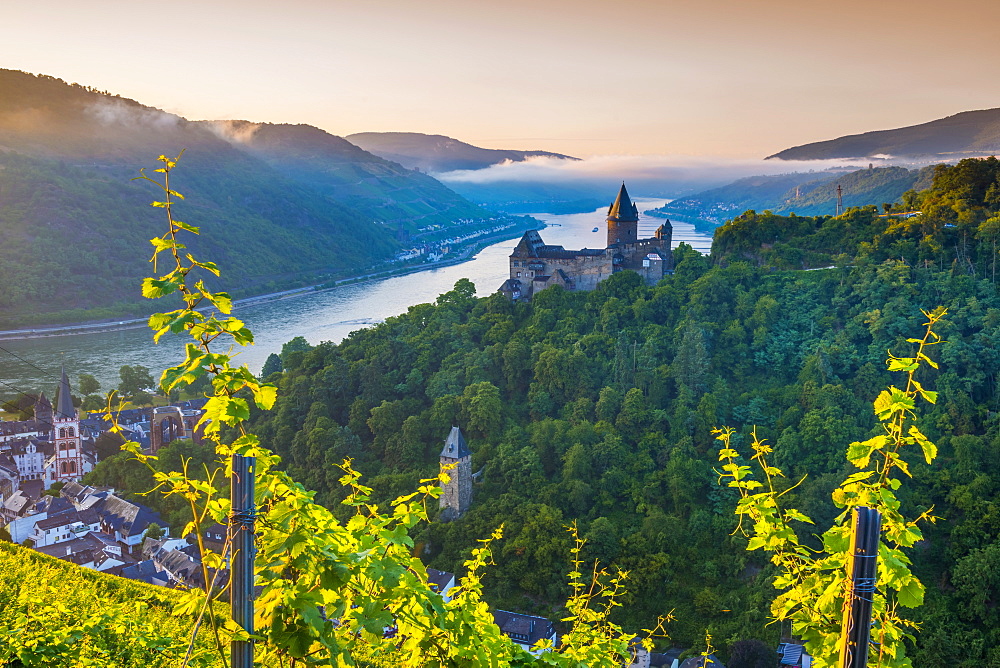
[0,541,219,667]
[716,310,946,666]
[117,364,155,405]
[71,154,655,667]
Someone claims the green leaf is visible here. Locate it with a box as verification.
[141,277,179,299]
[897,579,924,608]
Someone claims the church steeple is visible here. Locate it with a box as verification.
[55,367,75,420]
[607,182,639,246]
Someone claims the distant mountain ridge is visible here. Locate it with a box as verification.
[346,132,578,173]
[768,108,1000,160]
[647,166,932,230]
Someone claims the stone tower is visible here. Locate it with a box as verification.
[439,426,472,521]
[51,368,83,483]
[606,182,639,247]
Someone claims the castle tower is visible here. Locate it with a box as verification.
[51,368,83,483]
[439,426,472,521]
[606,182,639,247]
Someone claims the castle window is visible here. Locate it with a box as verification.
[67,427,75,437]
[69,461,77,474]
[59,442,67,451]
[60,461,67,474]
[59,428,66,438]
[516,272,521,277]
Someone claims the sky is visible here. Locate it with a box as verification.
[2,0,999,158]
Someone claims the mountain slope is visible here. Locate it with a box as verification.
[346,131,578,173]
[209,121,487,229]
[647,166,931,229]
[768,108,1000,160]
[0,69,495,324]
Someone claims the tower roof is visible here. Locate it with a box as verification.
[440,426,471,459]
[55,368,75,420]
[36,392,51,408]
[607,183,639,223]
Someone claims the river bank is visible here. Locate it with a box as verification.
[0,224,539,342]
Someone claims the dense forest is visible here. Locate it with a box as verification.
[165,157,998,664]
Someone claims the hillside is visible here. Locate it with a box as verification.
[238,157,1000,663]
[647,166,932,231]
[345,132,578,173]
[767,108,1000,160]
[0,69,493,325]
[206,121,488,229]
[0,540,219,666]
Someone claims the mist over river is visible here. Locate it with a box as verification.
[0,199,712,398]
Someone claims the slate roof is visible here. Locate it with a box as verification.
[18,479,44,501]
[0,453,18,477]
[2,490,31,516]
[440,427,471,459]
[607,183,639,222]
[98,495,164,538]
[426,567,455,594]
[121,559,171,586]
[0,420,44,438]
[492,610,556,647]
[55,368,75,420]
[33,495,72,515]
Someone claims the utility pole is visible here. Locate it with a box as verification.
[838,507,881,668]
[230,454,256,668]
[835,185,844,217]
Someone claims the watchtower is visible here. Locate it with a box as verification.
[439,426,472,522]
[607,182,639,246]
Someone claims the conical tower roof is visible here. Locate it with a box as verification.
[440,426,471,459]
[36,391,51,408]
[607,182,639,222]
[55,367,75,420]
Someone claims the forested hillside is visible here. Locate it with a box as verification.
[0,70,493,325]
[242,157,1000,663]
[648,166,932,231]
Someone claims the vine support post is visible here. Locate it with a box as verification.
[230,454,256,668]
[839,506,881,668]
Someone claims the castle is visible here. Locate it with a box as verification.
[499,183,673,301]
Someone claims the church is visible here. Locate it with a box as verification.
[498,183,673,302]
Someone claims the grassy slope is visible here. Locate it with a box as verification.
[0,540,222,667]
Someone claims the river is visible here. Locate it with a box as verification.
[0,199,712,398]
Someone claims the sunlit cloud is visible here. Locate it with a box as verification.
[433,154,885,194]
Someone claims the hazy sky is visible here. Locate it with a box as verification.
[2,0,998,158]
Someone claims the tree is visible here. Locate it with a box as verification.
[280,336,312,368]
[78,373,100,396]
[143,523,165,541]
[117,364,154,404]
[94,431,126,461]
[728,639,776,668]
[260,352,283,378]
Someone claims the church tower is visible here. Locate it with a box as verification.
[34,392,52,432]
[606,182,639,247]
[438,426,472,522]
[51,368,83,483]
